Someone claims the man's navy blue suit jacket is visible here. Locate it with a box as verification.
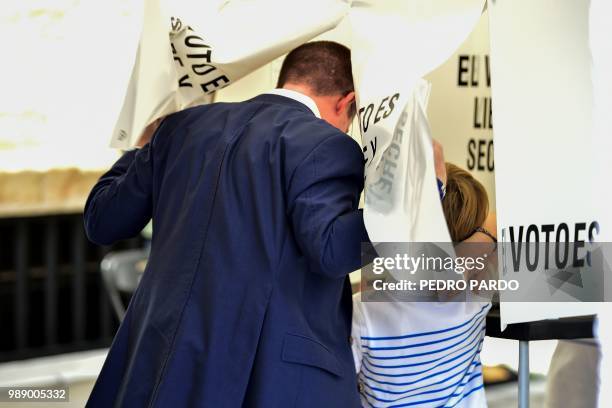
[84,94,370,407]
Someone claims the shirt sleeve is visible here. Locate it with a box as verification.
[287,132,370,279]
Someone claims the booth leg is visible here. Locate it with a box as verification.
[518,340,530,408]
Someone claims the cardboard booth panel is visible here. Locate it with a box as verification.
[488,0,598,325]
[590,2,612,401]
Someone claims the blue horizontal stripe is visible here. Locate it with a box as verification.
[368,391,449,408]
[363,314,486,351]
[363,330,483,372]
[362,337,483,378]
[439,383,485,408]
[361,304,489,341]
[362,368,484,408]
[361,361,482,399]
[364,388,450,408]
[361,348,481,387]
[362,396,375,408]
[363,322,486,361]
[362,370,482,405]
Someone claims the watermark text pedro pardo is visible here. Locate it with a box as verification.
[371,253,519,292]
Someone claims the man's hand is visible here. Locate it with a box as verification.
[432,139,447,186]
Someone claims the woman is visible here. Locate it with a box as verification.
[352,163,496,408]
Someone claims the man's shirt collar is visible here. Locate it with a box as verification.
[265,88,321,118]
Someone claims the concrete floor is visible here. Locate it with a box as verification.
[486,381,546,408]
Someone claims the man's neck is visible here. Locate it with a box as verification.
[281,83,315,99]
[279,84,326,119]
[268,86,321,118]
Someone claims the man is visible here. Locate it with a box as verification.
[85,41,368,407]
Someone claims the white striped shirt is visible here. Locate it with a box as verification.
[352,297,490,408]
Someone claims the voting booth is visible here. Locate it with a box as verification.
[114,0,608,320]
[108,0,611,405]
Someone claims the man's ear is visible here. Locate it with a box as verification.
[336,91,356,115]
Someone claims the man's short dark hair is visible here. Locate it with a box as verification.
[277,41,354,97]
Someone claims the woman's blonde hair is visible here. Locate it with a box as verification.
[442,163,489,242]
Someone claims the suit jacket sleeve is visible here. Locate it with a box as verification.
[83,142,154,246]
[287,132,370,279]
